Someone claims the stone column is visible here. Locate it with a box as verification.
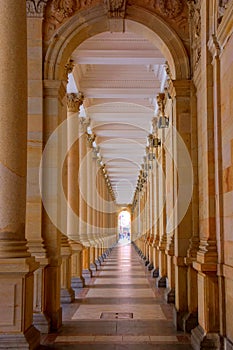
[0,1,40,348]
[156,139,167,288]
[79,120,91,279]
[42,79,66,331]
[66,93,85,289]
[26,1,51,334]
[191,2,220,348]
[163,80,193,331]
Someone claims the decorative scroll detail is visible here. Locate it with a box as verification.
[218,0,230,24]
[66,92,84,113]
[104,0,127,18]
[188,0,201,71]
[26,0,48,17]
[158,0,183,19]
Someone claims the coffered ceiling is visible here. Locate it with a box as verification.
[68,30,167,205]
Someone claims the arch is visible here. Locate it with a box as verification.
[44,4,190,81]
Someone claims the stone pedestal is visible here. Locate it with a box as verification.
[32,257,51,333]
[156,276,167,288]
[69,241,84,289]
[166,287,175,304]
[151,267,159,278]
[60,234,75,304]
[191,325,221,350]
[0,258,40,349]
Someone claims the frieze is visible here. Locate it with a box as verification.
[127,0,189,42]
[26,0,48,17]
[43,0,189,45]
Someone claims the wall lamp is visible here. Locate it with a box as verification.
[158,115,169,129]
[157,92,169,129]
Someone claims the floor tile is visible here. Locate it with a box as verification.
[40,243,192,349]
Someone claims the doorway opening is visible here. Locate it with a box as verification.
[118,210,131,242]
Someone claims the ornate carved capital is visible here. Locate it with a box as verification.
[26,0,48,18]
[65,59,75,76]
[104,0,127,18]
[66,92,84,112]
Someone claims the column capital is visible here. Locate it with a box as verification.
[26,0,48,18]
[66,92,84,113]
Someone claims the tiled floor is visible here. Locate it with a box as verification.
[40,243,192,349]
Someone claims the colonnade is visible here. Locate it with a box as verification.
[1,1,233,350]
[0,3,117,347]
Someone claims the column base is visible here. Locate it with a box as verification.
[82,269,91,279]
[225,337,233,350]
[60,287,75,304]
[0,325,40,349]
[95,259,102,269]
[156,276,167,288]
[166,287,175,304]
[182,311,198,333]
[191,325,221,350]
[50,307,62,331]
[147,262,154,271]
[173,307,186,331]
[71,276,85,289]
[151,268,159,278]
[33,312,51,333]
[90,263,97,275]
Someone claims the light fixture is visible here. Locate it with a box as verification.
[158,115,169,129]
[157,92,169,129]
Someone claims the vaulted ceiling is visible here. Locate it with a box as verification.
[68,30,167,205]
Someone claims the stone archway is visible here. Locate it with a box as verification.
[43,4,190,81]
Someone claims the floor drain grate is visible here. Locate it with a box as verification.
[100,312,133,319]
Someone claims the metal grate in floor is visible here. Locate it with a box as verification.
[100,312,133,319]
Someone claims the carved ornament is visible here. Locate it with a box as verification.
[26,0,48,17]
[218,0,230,24]
[44,0,98,40]
[104,0,127,18]
[158,0,183,19]
[188,0,201,71]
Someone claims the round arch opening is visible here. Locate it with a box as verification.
[44,5,190,81]
[118,210,131,242]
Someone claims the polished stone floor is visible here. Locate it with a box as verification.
[40,242,192,349]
